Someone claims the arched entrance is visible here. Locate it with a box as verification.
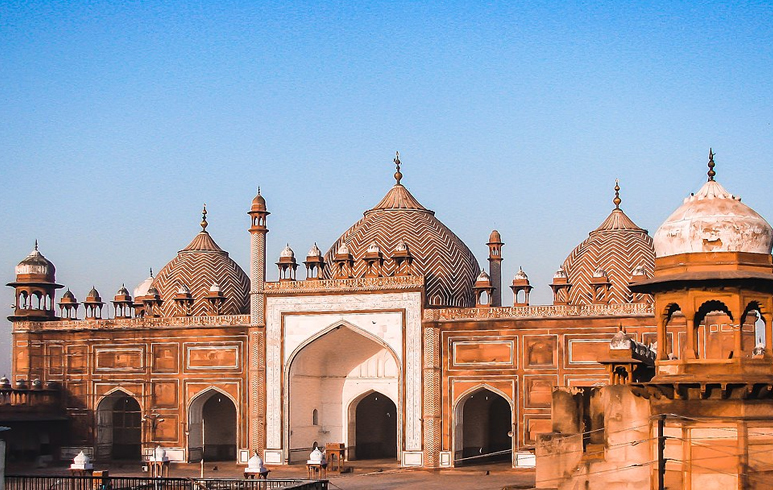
[353,392,397,460]
[454,387,512,466]
[286,323,400,463]
[188,389,237,462]
[96,391,141,461]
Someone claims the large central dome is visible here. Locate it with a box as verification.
[324,176,480,307]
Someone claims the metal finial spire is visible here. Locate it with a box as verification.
[149,267,154,278]
[393,151,402,185]
[613,179,621,210]
[257,186,261,196]
[34,239,38,251]
[201,204,208,231]
[707,148,716,181]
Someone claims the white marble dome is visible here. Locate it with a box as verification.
[653,180,773,258]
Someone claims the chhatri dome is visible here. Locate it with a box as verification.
[151,205,250,316]
[560,180,655,305]
[16,241,56,281]
[323,153,481,307]
[653,150,773,258]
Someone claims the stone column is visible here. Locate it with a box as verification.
[423,324,441,467]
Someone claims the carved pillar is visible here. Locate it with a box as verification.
[685,316,697,359]
[656,313,668,361]
[765,297,773,357]
[423,324,441,467]
[248,329,266,453]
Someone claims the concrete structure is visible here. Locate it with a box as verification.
[8,152,678,468]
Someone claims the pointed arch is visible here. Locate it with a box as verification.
[284,320,402,463]
[453,384,514,467]
[97,387,141,410]
[95,389,142,461]
[187,387,238,462]
[285,319,401,373]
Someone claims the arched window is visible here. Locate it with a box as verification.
[312,409,319,426]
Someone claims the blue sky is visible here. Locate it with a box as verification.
[2,1,773,374]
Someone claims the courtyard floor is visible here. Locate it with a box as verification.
[8,458,537,490]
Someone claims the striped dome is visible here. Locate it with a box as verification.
[152,229,250,316]
[561,203,655,305]
[324,183,480,307]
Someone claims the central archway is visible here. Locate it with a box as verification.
[454,387,513,466]
[188,389,237,462]
[353,391,397,459]
[286,323,400,463]
[96,391,141,461]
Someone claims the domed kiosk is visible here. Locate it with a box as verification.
[323,154,480,307]
[7,242,63,320]
[632,150,773,379]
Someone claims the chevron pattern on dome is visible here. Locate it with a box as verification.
[324,184,480,307]
[153,231,250,316]
[562,209,655,305]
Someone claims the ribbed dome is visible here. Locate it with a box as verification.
[152,228,250,316]
[653,179,773,258]
[324,182,480,307]
[561,198,655,305]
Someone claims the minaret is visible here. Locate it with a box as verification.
[248,188,269,325]
[487,230,504,307]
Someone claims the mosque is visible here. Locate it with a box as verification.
[7,150,771,473]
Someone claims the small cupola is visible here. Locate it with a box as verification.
[473,270,495,307]
[143,286,163,317]
[248,187,270,232]
[392,240,414,276]
[205,282,226,315]
[58,289,79,320]
[173,283,194,316]
[590,268,611,304]
[277,244,298,281]
[332,243,355,279]
[83,287,105,319]
[550,267,571,305]
[112,285,133,319]
[510,267,533,307]
[363,242,384,278]
[304,243,325,280]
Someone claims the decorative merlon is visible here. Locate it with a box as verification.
[14,314,251,332]
[261,275,425,294]
[423,303,653,321]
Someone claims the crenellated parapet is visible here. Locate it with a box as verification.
[424,302,653,321]
[262,274,424,295]
[14,314,251,332]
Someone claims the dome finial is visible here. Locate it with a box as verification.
[613,179,621,210]
[257,186,261,196]
[149,267,154,278]
[34,239,38,251]
[201,204,208,231]
[393,151,403,185]
[707,148,716,181]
